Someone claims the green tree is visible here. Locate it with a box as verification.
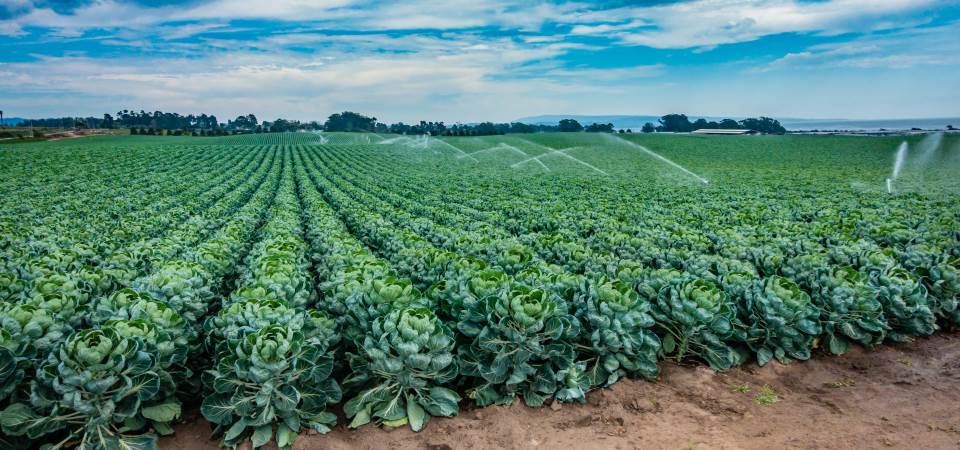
[324,111,378,132]
[739,117,786,134]
[658,114,693,132]
[585,122,614,132]
[558,119,583,132]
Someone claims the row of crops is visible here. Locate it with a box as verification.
[1,133,958,449]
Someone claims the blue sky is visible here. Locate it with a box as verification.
[1,0,959,122]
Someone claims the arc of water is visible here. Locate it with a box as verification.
[891,141,908,179]
[499,143,550,170]
[917,132,943,163]
[462,143,550,171]
[498,143,533,158]
[462,143,529,158]
[549,149,608,175]
[431,137,478,162]
[605,135,709,184]
[513,138,555,152]
[510,146,603,175]
[511,149,556,167]
[511,139,605,174]
[378,136,410,145]
[887,141,909,194]
[458,145,505,158]
[311,130,329,144]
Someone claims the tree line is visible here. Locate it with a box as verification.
[321,112,618,136]
[323,112,782,135]
[13,110,787,135]
[646,114,786,134]
[15,110,323,134]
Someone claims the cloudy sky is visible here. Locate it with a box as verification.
[1,0,958,123]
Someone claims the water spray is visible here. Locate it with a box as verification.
[605,134,709,184]
[887,141,908,194]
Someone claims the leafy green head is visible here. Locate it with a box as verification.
[395,307,438,342]
[613,260,644,283]
[678,278,727,312]
[370,277,420,306]
[468,270,509,300]
[831,266,868,285]
[27,292,85,327]
[930,257,959,291]
[238,325,303,375]
[762,276,811,309]
[0,302,65,354]
[504,287,557,328]
[129,299,187,333]
[61,327,134,371]
[594,279,639,312]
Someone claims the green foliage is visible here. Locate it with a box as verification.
[868,266,937,341]
[133,260,213,323]
[573,276,660,386]
[344,307,459,431]
[457,285,582,406]
[925,256,960,328]
[813,267,887,354]
[3,132,959,446]
[342,276,426,346]
[0,327,165,449]
[201,325,340,450]
[742,276,822,365]
[652,276,748,370]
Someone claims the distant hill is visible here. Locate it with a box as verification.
[516,114,742,130]
[516,115,663,129]
[0,117,25,126]
[776,117,960,131]
[516,114,960,131]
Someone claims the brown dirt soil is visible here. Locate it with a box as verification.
[164,332,960,450]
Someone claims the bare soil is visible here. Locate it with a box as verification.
[164,333,960,450]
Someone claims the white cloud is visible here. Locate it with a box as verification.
[763,21,960,70]
[0,21,24,36]
[1,0,958,121]
[563,0,950,49]
[1,0,574,36]
[0,34,597,122]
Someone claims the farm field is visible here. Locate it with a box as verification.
[1,131,959,449]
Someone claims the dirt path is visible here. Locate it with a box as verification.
[164,333,960,450]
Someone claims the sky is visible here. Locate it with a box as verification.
[1,0,959,123]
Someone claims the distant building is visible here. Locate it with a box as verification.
[691,129,757,135]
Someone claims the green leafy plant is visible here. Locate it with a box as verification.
[652,276,748,370]
[814,267,887,354]
[743,276,822,365]
[342,276,425,346]
[344,307,459,431]
[133,260,214,323]
[574,276,660,386]
[868,266,937,341]
[457,285,581,406]
[0,327,166,449]
[201,325,340,450]
[926,256,959,327]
